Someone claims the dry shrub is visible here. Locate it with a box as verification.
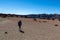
[33,18,37,21]
[52,18,55,20]
[55,24,58,26]
[58,19,60,21]
[5,32,8,34]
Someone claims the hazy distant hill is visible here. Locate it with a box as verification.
[0,13,60,19]
[25,14,60,19]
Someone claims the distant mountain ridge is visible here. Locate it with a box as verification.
[0,13,60,19]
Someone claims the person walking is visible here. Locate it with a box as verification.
[18,20,24,33]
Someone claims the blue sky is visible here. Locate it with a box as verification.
[0,0,60,15]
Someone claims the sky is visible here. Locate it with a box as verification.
[0,0,60,15]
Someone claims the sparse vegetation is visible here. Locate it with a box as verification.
[52,18,55,20]
[0,15,60,40]
[33,18,37,21]
[0,13,60,19]
[58,19,60,21]
[5,32,8,34]
[54,24,58,26]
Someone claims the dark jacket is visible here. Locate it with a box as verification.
[18,21,22,26]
